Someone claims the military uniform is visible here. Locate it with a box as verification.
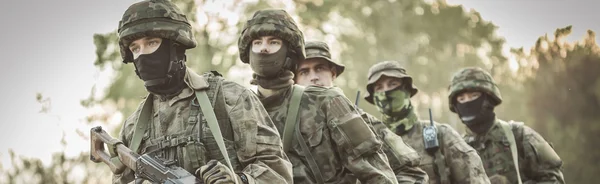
[114,70,292,184]
[359,108,429,184]
[257,85,395,183]
[397,111,490,184]
[113,1,292,183]
[239,10,397,183]
[303,42,428,183]
[365,61,490,184]
[449,67,564,184]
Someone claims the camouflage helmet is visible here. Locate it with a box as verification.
[117,0,197,63]
[238,9,305,64]
[448,67,502,112]
[304,41,345,76]
[364,61,418,104]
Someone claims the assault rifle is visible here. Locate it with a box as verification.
[90,126,200,184]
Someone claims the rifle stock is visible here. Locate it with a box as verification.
[90,126,200,184]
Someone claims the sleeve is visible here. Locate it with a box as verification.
[229,89,293,184]
[521,126,565,184]
[363,111,429,183]
[324,95,397,183]
[441,125,491,184]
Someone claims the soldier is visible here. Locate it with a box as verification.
[295,41,428,183]
[113,1,292,183]
[365,61,490,184]
[238,9,397,183]
[448,67,565,184]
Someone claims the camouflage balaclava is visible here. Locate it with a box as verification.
[238,9,305,90]
[365,61,419,131]
[118,0,195,96]
[448,67,502,134]
[303,41,345,77]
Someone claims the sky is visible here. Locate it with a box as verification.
[0,0,598,169]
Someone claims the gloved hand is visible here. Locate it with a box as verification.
[196,160,248,184]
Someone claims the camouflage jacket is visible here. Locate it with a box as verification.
[258,85,397,183]
[464,119,565,184]
[359,109,429,184]
[397,111,490,184]
[113,68,293,184]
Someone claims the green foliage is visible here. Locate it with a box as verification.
[513,26,600,184]
[293,0,507,130]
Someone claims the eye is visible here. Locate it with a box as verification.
[457,96,465,103]
[270,40,282,45]
[299,70,307,76]
[148,40,158,47]
[252,40,262,45]
[129,46,140,53]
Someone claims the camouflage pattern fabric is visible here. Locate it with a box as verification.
[257,85,397,183]
[304,41,345,76]
[113,68,293,184]
[358,108,429,183]
[447,67,502,112]
[464,119,565,184]
[365,61,418,104]
[238,9,305,64]
[118,0,197,63]
[399,111,490,184]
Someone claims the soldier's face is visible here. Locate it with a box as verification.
[456,91,482,104]
[295,58,337,87]
[251,36,283,54]
[374,76,403,92]
[129,37,163,59]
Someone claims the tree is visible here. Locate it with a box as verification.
[292,0,509,130]
[513,26,600,184]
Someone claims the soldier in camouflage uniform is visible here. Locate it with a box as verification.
[113,1,292,183]
[448,67,565,184]
[295,40,428,183]
[239,9,397,183]
[365,61,490,184]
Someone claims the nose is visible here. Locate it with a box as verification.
[309,72,319,84]
[259,44,269,54]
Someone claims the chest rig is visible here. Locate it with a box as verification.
[466,120,524,184]
[131,72,241,175]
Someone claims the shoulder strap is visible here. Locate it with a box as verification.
[130,95,154,153]
[194,90,235,176]
[433,124,450,184]
[295,108,324,184]
[282,85,305,152]
[498,120,522,184]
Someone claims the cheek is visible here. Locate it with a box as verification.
[295,75,310,85]
[268,44,282,53]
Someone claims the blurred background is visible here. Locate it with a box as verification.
[0,0,598,183]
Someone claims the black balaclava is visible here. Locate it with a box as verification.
[133,39,187,97]
[454,93,496,134]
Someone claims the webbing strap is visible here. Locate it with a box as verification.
[499,120,523,184]
[194,90,235,176]
[434,150,450,184]
[295,113,324,184]
[282,85,305,152]
[130,95,154,153]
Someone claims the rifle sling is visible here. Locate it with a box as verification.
[499,120,522,184]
